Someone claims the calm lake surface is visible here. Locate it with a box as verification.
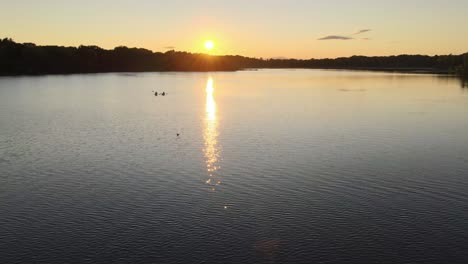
[1,70,468,263]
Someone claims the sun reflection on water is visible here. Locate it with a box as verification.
[203,77,222,191]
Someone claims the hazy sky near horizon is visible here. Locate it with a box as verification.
[1,0,467,58]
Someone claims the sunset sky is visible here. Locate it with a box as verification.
[1,0,467,59]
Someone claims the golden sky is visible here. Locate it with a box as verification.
[1,0,467,59]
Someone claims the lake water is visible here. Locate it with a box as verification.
[1,70,468,263]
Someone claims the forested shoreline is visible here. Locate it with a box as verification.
[1,38,467,76]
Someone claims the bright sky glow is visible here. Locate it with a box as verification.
[1,0,467,58]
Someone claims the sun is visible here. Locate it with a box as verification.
[204,40,214,51]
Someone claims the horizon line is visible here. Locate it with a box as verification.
[2,37,468,61]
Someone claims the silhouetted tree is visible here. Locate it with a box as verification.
[463,54,468,76]
[1,38,467,75]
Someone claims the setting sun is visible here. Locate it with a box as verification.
[204,40,214,51]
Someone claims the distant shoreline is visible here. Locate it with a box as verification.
[246,67,452,74]
[0,68,454,77]
[1,38,466,76]
[0,67,453,77]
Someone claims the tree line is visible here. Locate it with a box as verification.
[1,38,467,75]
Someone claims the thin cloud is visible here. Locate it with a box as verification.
[318,29,373,41]
[164,46,176,50]
[353,29,372,35]
[318,35,354,40]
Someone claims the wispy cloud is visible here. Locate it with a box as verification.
[353,29,371,35]
[318,29,372,41]
[318,35,353,40]
[164,46,176,50]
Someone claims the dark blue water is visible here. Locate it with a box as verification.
[1,70,468,263]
